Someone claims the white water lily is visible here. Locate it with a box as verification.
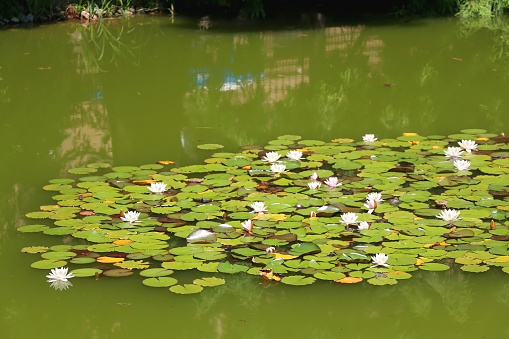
[250,201,268,213]
[324,177,342,188]
[366,192,384,203]
[241,219,253,232]
[147,182,167,194]
[340,212,358,226]
[120,210,141,224]
[358,221,370,230]
[270,163,287,174]
[363,134,377,143]
[458,139,477,153]
[371,253,389,267]
[262,151,281,163]
[46,267,74,283]
[436,209,461,224]
[266,246,276,253]
[364,198,377,214]
[286,150,303,161]
[453,159,471,171]
[310,172,318,180]
[444,146,463,159]
[308,181,321,190]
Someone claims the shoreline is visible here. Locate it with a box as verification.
[0,5,164,29]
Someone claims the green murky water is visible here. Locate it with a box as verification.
[1,14,509,338]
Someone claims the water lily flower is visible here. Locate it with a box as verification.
[147,182,167,194]
[46,267,74,290]
[266,246,276,253]
[270,163,287,175]
[324,177,342,188]
[241,219,253,233]
[250,201,268,214]
[366,192,384,204]
[286,150,303,161]
[340,212,358,226]
[371,253,389,267]
[262,151,281,163]
[364,198,377,214]
[453,159,471,171]
[363,134,377,143]
[444,146,463,159]
[310,172,318,181]
[458,139,477,153]
[358,221,370,230]
[436,209,461,224]
[120,210,141,224]
[308,181,321,190]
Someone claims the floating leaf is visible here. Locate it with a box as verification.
[460,265,489,273]
[72,268,102,277]
[21,246,49,254]
[217,262,249,274]
[142,277,178,287]
[289,243,321,256]
[103,269,134,277]
[281,275,316,286]
[97,256,125,264]
[170,284,203,294]
[367,277,398,285]
[314,271,346,280]
[419,263,450,271]
[193,277,226,287]
[335,276,363,284]
[197,144,224,150]
[114,260,150,270]
[140,268,174,277]
[18,224,50,233]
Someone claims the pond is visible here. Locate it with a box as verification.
[1,13,509,338]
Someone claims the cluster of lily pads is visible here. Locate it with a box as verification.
[19,128,509,293]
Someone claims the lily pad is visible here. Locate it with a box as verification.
[197,144,224,150]
[169,284,204,294]
[419,263,451,271]
[193,277,226,287]
[143,277,178,287]
[72,268,103,277]
[281,275,316,285]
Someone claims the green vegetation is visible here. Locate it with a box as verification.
[19,129,509,293]
[2,1,509,22]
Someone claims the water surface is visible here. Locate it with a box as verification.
[1,14,509,338]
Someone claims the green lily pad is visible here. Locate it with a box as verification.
[102,269,134,277]
[217,262,249,274]
[366,277,398,285]
[289,242,321,256]
[21,246,49,254]
[197,144,224,150]
[313,271,346,280]
[193,277,226,287]
[70,257,96,264]
[460,265,489,273]
[41,251,77,260]
[419,263,451,271]
[31,260,66,269]
[72,268,103,277]
[281,275,316,285]
[143,277,178,287]
[170,284,204,294]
